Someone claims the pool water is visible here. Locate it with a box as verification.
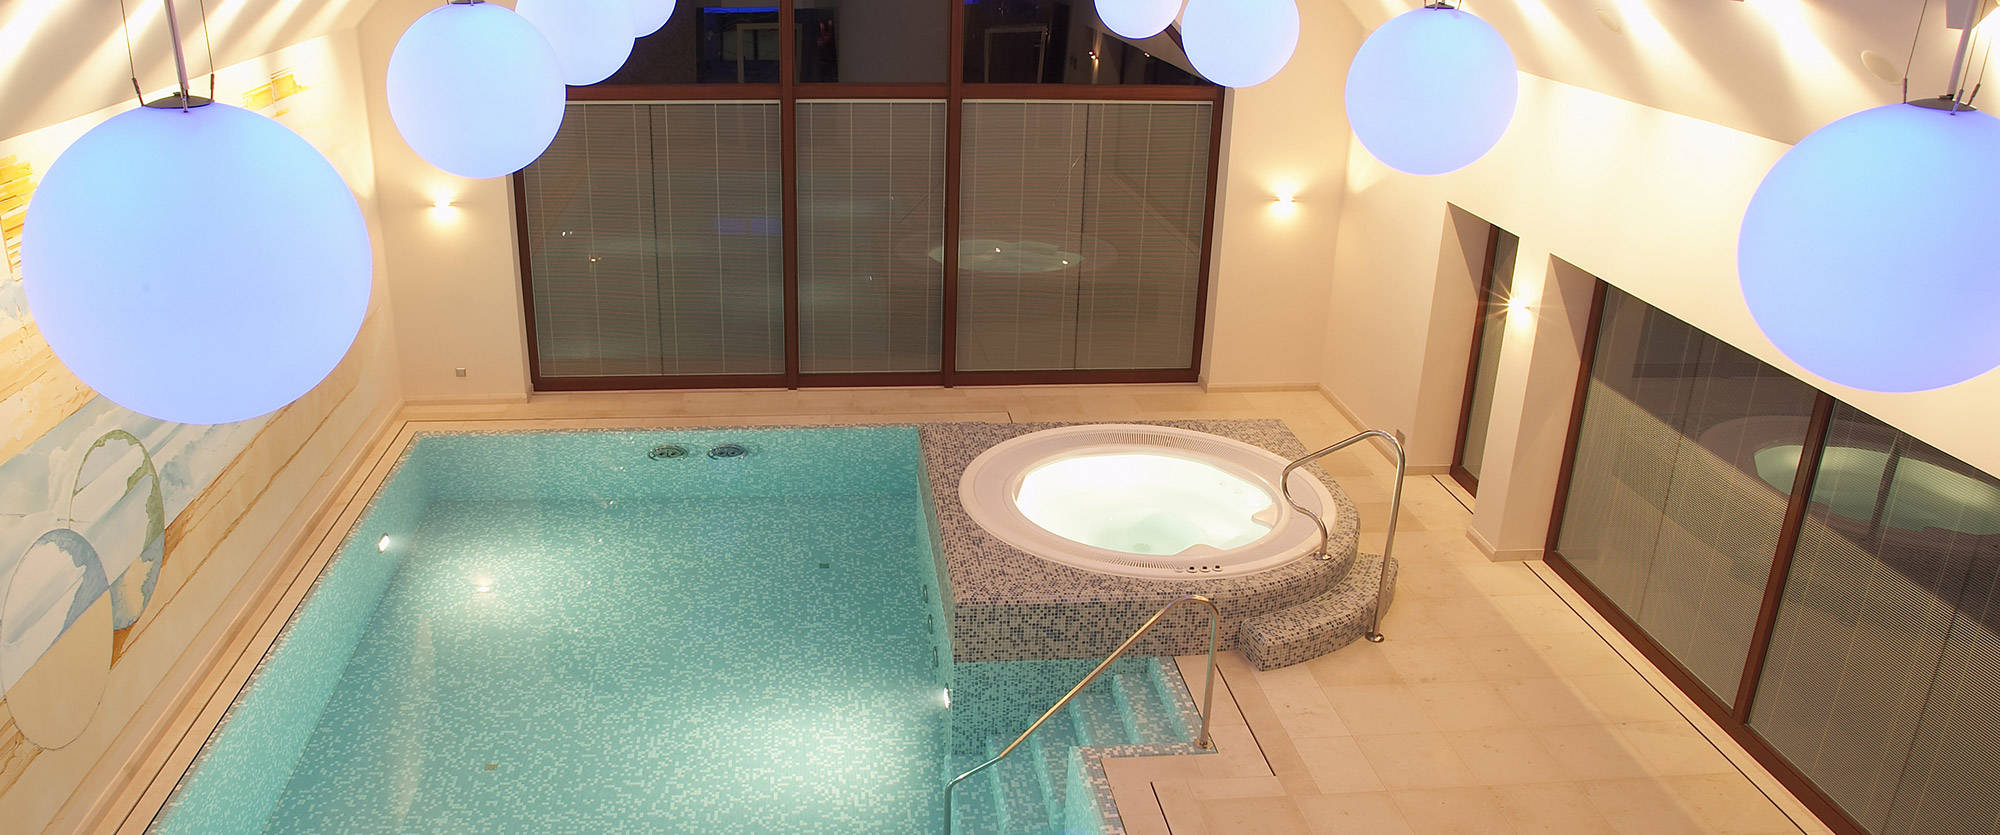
[157,427,1197,834]
[1014,452,1275,555]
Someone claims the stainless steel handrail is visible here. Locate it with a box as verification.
[1279,429,1406,643]
[943,595,1221,834]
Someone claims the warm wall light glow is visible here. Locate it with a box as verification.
[1505,294,1535,326]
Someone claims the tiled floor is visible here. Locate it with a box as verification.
[397,384,1829,835]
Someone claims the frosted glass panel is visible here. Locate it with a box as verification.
[956,101,1210,372]
[796,101,946,374]
[1555,287,1818,700]
[522,102,784,378]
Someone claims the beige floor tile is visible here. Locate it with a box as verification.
[1199,723,1276,779]
[1354,733,1480,790]
[1489,593,1599,635]
[1188,776,1288,800]
[1612,721,1738,777]
[1582,777,1711,835]
[1293,735,1387,794]
[1377,638,1491,685]
[1536,724,1655,781]
[1323,683,1440,735]
[1492,781,1619,834]
[1445,728,1569,786]
[1460,634,1569,681]
[1304,641,1404,687]
[1416,680,1529,732]
[1497,677,1606,726]
[1390,787,1517,834]
[1155,779,1214,835]
[1295,791,1417,835]
[1197,796,1315,834]
[1569,673,1685,724]
[1458,562,1555,597]
[1662,774,1804,834]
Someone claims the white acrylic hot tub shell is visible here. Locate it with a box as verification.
[959,425,1338,579]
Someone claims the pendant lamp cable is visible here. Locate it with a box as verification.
[198,0,215,100]
[117,0,143,105]
[1903,0,1931,103]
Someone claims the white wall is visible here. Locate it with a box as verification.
[1321,68,2000,552]
[1201,0,1364,388]
[357,0,533,403]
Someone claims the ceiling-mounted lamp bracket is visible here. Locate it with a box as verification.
[139,0,209,111]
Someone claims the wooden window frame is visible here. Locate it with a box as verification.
[1541,281,1865,835]
[514,0,1226,392]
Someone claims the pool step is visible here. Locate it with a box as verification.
[1068,686,1131,748]
[984,735,1056,833]
[1238,552,1399,670]
[952,752,1004,834]
[1112,672,1182,744]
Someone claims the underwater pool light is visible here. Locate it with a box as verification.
[1345,4,1517,175]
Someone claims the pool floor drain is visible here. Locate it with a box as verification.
[708,443,748,459]
[648,444,688,460]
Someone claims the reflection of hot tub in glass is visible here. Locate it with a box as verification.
[960,425,1336,578]
[1754,444,2000,536]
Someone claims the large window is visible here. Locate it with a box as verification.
[1450,224,1518,494]
[516,1,1222,390]
[1547,285,2000,835]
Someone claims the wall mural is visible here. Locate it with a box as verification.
[0,35,360,763]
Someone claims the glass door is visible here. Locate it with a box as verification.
[1450,225,1518,495]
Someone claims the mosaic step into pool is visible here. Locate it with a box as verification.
[154,427,1199,834]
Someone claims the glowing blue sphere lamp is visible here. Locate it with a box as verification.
[388,1,566,179]
[1739,99,2000,392]
[1095,0,1183,40]
[1181,0,1299,88]
[1345,4,1517,176]
[516,0,635,86]
[23,101,370,425]
[629,0,677,37]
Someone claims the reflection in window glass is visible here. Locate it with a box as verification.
[796,101,946,373]
[795,0,948,83]
[1554,287,1819,700]
[962,0,1209,85]
[602,2,783,85]
[522,103,785,377]
[956,101,1211,371]
[1751,406,2000,834]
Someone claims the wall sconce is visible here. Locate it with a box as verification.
[429,195,460,219]
[1270,191,1301,217]
[1505,294,1535,326]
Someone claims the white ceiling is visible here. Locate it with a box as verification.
[1339,0,1995,144]
[1,0,1990,149]
[0,0,377,140]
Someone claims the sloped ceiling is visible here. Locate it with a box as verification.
[0,0,377,140]
[2,0,1988,151]
[1340,0,1992,144]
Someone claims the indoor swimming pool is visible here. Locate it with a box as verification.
[154,427,1197,834]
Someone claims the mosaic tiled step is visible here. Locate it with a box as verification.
[954,667,1194,834]
[985,735,1056,832]
[1237,553,1400,670]
[1113,670,1186,744]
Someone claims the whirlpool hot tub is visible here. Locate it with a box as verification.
[959,425,1338,579]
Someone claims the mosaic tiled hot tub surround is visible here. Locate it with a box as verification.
[920,421,1375,666]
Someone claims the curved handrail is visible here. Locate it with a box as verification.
[1279,429,1406,642]
[943,595,1221,834]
